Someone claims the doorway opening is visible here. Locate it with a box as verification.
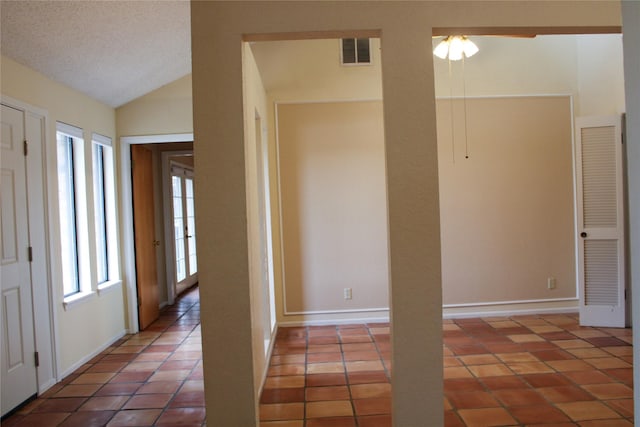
[121,135,194,332]
[170,159,198,296]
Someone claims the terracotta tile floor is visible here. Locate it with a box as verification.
[262,314,634,427]
[3,287,635,426]
[3,287,204,427]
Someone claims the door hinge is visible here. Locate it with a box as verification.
[34,351,40,367]
[23,140,28,156]
[625,289,628,301]
[28,246,33,262]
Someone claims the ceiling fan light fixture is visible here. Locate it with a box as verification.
[448,36,464,60]
[433,38,450,59]
[433,35,478,61]
[462,38,479,58]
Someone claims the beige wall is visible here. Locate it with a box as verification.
[253,39,383,102]
[275,97,575,318]
[277,101,389,314]
[116,74,192,137]
[438,96,575,304]
[1,56,125,375]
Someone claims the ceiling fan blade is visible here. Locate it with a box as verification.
[432,34,536,39]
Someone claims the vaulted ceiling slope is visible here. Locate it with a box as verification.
[1,0,191,108]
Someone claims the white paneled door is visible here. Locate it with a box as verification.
[575,116,626,327]
[1,104,37,416]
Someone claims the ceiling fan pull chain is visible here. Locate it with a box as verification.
[448,56,456,164]
[462,55,470,159]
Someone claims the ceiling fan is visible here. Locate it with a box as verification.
[431,32,536,160]
[432,33,536,60]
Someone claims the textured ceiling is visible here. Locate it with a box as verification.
[1,0,191,108]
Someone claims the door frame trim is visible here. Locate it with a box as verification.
[0,95,58,394]
[120,134,193,333]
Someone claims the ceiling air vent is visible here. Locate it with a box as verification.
[341,38,371,65]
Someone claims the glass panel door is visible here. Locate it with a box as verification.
[171,166,198,294]
[172,175,186,283]
[185,178,197,275]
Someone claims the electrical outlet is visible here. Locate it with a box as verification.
[344,288,352,300]
[547,277,556,290]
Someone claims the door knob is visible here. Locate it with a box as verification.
[153,240,160,246]
[580,232,587,238]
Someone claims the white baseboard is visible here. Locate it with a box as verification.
[38,378,58,395]
[443,298,579,319]
[279,316,390,327]
[257,325,279,398]
[278,299,579,327]
[58,329,128,380]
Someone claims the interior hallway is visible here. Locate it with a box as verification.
[2,286,634,426]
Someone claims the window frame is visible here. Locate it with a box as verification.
[92,133,120,295]
[56,122,92,305]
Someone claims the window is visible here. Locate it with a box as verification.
[341,38,371,65]
[57,124,119,307]
[94,143,108,283]
[91,133,119,292]
[56,123,85,297]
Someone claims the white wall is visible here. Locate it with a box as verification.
[242,43,274,399]
[433,36,579,99]
[576,34,626,116]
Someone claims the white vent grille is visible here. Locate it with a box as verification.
[341,38,371,65]
[584,239,618,306]
[581,126,617,228]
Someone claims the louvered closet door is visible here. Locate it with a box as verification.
[575,116,625,327]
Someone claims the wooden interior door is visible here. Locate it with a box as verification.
[132,145,159,330]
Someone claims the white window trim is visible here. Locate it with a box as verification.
[56,122,95,307]
[57,122,83,139]
[92,132,112,147]
[62,290,96,310]
[91,133,120,288]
